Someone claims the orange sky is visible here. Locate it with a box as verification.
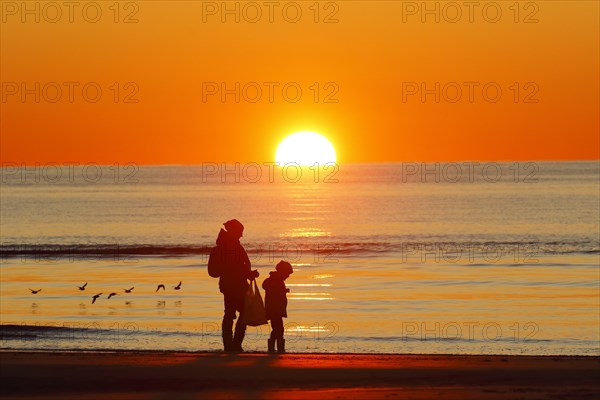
[1,1,598,164]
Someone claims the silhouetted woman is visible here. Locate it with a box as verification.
[217,219,259,352]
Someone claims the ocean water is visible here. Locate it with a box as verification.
[1,161,599,355]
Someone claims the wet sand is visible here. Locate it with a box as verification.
[1,351,599,399]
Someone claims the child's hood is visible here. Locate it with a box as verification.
[263,271,284,289]
[268,270,285,280]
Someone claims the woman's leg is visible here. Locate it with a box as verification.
[232,290,246,351]
[222,292,236,351]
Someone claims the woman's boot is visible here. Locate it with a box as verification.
[268,338,276,353]
[276,337,285,354]
[222,334,233,352]
[232,331,245,352]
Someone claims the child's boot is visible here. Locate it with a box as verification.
[267,338,276,353]
[276,337,285,354]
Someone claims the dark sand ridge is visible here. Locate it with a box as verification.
[1,351,599,399]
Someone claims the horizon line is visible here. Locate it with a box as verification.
[1,159,599,168]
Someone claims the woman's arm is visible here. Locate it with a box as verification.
[241,245,259,280]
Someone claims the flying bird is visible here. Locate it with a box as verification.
[107,292,118,299]
[124,287,134,293]
[156,284,165,292]
[92,293,102,304]
[29,288,42,294]
[174,281,182,290]
[78,283,88,291]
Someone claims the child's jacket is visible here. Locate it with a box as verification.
[262,271,288,320]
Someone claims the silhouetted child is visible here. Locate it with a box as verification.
[262,260,293,353]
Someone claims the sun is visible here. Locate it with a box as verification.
[275,131,336,166]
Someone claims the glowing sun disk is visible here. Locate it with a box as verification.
[276,131,336,166]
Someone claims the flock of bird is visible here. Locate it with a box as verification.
[28,281,183,304]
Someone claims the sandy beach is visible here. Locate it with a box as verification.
[1,351,598,399]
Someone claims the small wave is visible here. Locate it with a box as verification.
[0,242,396,258]
[1,240,597,258]
[0,324,104,340]
[0,244,211,258]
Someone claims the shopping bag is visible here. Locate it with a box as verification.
[242,280,267,326]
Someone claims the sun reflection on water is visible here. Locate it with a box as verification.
[282,228,332,238]
[289,291,334,301]
[287,283,332,287]
[312,274,334,279]
[285,325,331,333]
